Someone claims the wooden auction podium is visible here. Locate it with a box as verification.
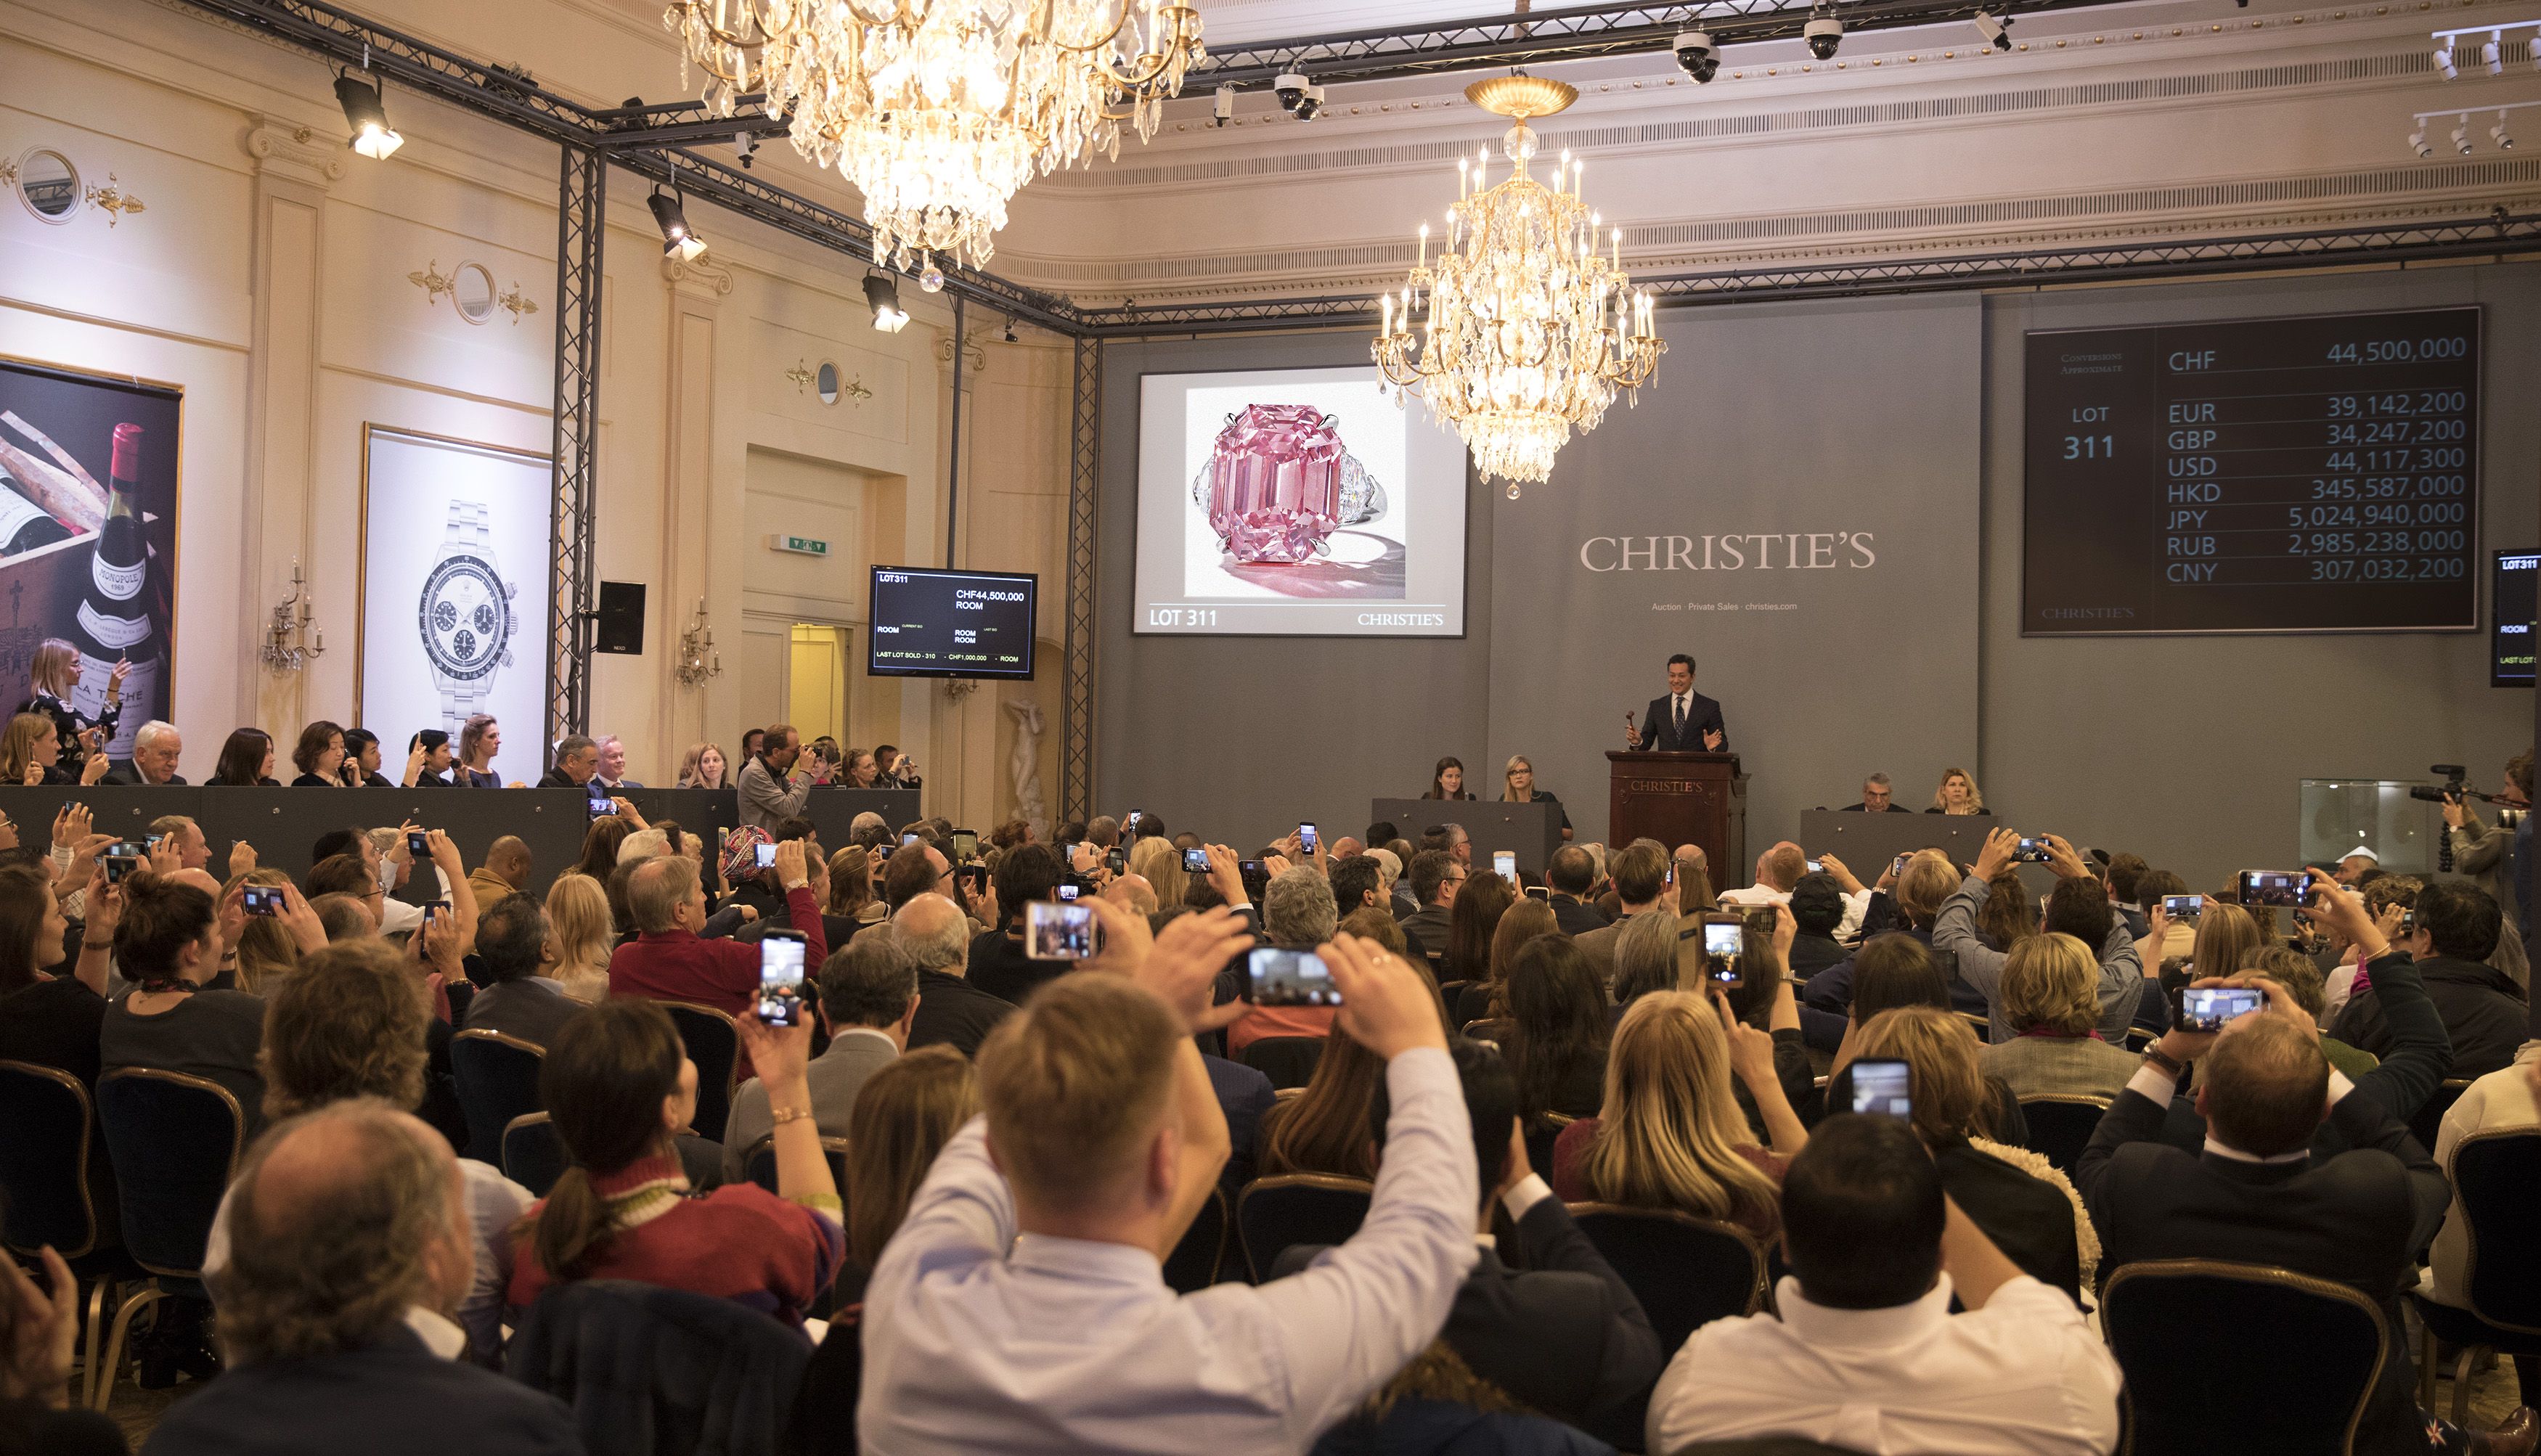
[1607,752,1747,888]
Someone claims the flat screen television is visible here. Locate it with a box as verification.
[867,566,1037,680]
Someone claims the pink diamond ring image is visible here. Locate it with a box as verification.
[1191,404,1387,563]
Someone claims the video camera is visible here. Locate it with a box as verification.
[2407,764,2513,807]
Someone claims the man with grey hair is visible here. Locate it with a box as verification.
[537,734,600,791]
[1843,772,1908,813]
[163,1101,579,1453]
[848,809,892,848]
[616,827,671,864]
[1374,846,1416,921]
[107,719,184,785]
[897,891,1013,1058]
[146,813,209,874]
[1229,866,1342,1055]
[593,733,641,790]
[460,896,579,1047]
[722,935,916,1181]
[1085,814,1122,849]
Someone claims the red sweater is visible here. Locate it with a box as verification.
[505,1153,844,1328]
[607,885,826,1081]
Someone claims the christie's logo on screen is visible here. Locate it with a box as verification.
[1356,612,1445,626]
[1578,533,1877,572]
[2041,607,2137,620]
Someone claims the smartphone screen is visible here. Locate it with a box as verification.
[1702,921,1743,958]
[407,830,429,859]
[1851,1059,1913,1118]
[2239,870,2307,908]
[423,899,449,925]
[2163,893,2203,920]
[1525,885,1550,901]
[960,863,989,893]
[951,830,979,861]
[1026,900,1096,960]
[242,886,281,916]
[1702,916,1745,983]
[588,798,614,820]
[756,932,807,1024]
[754,842,777,870]
[2175,986,2265,1032]
[1493,850,1517,880]
[1182,846,1210,872]
[103,855,139,884]
[1891,853,1910,877]
[1249,947,1339,1006]
[1806,858,1823,873]
[1299,822,1318,854]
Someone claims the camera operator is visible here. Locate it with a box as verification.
[2444,752,2531,988]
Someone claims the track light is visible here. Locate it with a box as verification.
[1973,12,2012,50]
[2453,115,2473,155]
[863,274,909,333]
[648,186,707,261]
[2434,44,2459,79]
[2493,112,2515,149]
[2410,125,2432,156]
[334,69,403,160]
[2485,35,2505,73]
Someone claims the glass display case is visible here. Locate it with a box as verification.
[2299,779,2438,875]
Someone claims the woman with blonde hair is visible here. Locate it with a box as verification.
[221,867,308,994]
[1837,1005,2096,1299]
[1499,754,1573,841]
[828,845,884,928]
[1256,1029,1387,1182]
[1927,766,1987,814]
[1981,931,2140,1103]
[1127,835,1188,911]
[2186,899,2262,981]
[1550,989,1804,1240]
[0,712,100,786]
[16,637,124,781]
[675,742,730,789]
[843,1044,977,1280]
[544,872,616,1002]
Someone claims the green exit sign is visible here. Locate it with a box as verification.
[769,534,830,557]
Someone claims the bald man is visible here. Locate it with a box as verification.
[898,892,1016,1060]
[471,836,532,908]
[1103,872,1159,922]
[166,1103,579,1455]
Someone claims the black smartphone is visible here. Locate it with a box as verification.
[407,830,429,859]
[588,797,614,820]
[2172,985,2266,1032]
[1891,852,1910,878]
[1299,822,1318,855]
[1248,946,1340,1006]
[2011,836,2053,864]
[2162,893,2203,921]
[754,842,778,870]
[1026,900,1096,960]
[1239,858,1268,896]
[756,930,808,1025]
[1525,885,1550,901]
[2238,870,2307,908]
[1851,1059,1913,1118]
[421,899,450,925]
[959,862,989,894]
[1056,880,1082,901]
[1106,848,1125,875]
[1182,846,1210,873]
[241,885,282,917]
[2399,909,2416,935]
[1701,913,1745,984]
[952,829,979,861]
[1742,907,1777,936]
[103,854,140,884]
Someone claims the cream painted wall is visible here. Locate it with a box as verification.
[1,0,1075,824]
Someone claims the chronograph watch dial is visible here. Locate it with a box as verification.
[417,500,518,732]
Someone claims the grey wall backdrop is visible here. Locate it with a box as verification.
[1093,266,2536,888]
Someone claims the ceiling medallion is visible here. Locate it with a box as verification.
[1371,75,1665,496]
[664,0,1203,275]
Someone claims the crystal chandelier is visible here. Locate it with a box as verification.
[1372,75,1665,495]
[665,0,1204,274]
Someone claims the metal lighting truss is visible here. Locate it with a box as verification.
[1194,0,2149,89]
[163,0,2541,762]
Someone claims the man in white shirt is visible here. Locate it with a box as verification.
[1649,1114,2121,1456]
[860,902,1478,1455]
[1718,841,1874,939]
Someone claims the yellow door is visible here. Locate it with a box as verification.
[786,623,850,748]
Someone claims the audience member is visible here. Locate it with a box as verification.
[542,873,613,1003]
[1608,908,1682,1011]
[1258,1028,1387,1182]
[206,726,282,787]
[2244,944,2379,1079]
[2423,1049,2541,1408]
[857,920,1477,1451]
[1832,1007,2089,1301]
[1501,935,1608,1125]
[469,835,531,908]
[99,875,268,1134]
[1648,1114,2120,1456]
[895,893,1014,1059]
[1440,869,1515,989]
[676,741,730,789]
[0,863,106,1084]
[1400,848,1464,954]
[1228,865,1343,1054]
[737,723,823,831]
[1981,932,2141,1103]
[2330,880,2526,1081]
[1572,843,1671,985]
[151,1103,579,1455]
[722,935,917,1182]
[1464,895,1557,1027]
[1808,851,1978,1018]
[1785,872,1851,977]
[1551,989,1803,1241]
[1543,846,1609,936]
[1936,829,2142,1042]
[1671,843,1716,914]
[457,896,579,1047]
[508,999,843,1328]
[608,846,824,1081]
[966,841,1066,1005]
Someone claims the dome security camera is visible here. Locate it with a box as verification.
[1804,12,1843,59]
[1293,83,1326,121]
[1275,71,1308,110]
[1673,30,1720,81]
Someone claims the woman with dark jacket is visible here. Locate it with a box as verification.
[15,638,124,782]
[288,721,347,787]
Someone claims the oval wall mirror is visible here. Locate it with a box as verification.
[452,262,498,325]
[17,150,79,223]
[817,361,841,406]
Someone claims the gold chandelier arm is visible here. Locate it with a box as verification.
[667,0,767,51]
[1041,0,1135,54]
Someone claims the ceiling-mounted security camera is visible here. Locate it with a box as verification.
[1673,30,1720,81]
[1804,5,1843,60]
[1293,83,1326,121]
[1275,71,1308,110]
[1973,12,2012,51]
[1212,83,1236,126]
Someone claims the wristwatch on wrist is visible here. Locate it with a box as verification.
[2142,1047,2187,1078]
[418,500,519,735]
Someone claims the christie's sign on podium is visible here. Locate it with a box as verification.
[1608,751,1747,890]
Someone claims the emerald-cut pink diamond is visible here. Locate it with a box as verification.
[1194,404,1347,563]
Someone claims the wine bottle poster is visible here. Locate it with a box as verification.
[0,359,182,760]
[354,425,552,784]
